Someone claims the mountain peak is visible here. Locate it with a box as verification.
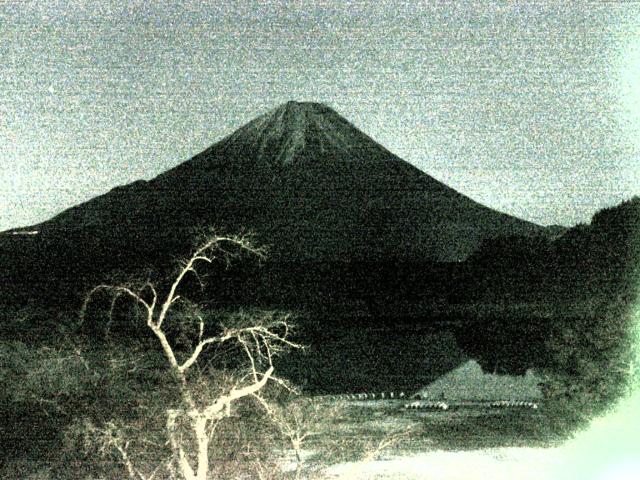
[280,100,329,110]
[259,100,338,132]
[220,101,387,167]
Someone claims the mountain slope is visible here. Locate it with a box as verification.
[16,101,544,269]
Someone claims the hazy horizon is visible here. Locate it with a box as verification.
[2,1,639,231]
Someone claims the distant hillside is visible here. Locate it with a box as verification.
[464,196,640,309]
[456,197,639,387]
[418,360,542,401]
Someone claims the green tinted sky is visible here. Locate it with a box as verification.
[2,0,639,230]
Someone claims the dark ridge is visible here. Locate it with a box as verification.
[4,101,547,268]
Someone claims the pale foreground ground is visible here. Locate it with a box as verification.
[322,392,640,480]
[324,447,564,480]
[323,446,640,480]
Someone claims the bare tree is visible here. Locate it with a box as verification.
[250,396,321,479]
[81,233,301,480]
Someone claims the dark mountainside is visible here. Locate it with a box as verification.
[3,101,543,273]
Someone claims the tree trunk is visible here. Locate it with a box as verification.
[194,416,210,480]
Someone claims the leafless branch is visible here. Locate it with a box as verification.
[80,233,298,480]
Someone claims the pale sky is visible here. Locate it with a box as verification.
[2,0,640,231]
